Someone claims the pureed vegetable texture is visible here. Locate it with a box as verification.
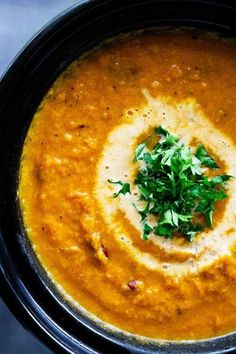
[19,31,236,340]
[109,126,232,242]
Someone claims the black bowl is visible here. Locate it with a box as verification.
[1,0,236,353]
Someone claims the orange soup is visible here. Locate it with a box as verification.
[19,31,236,340]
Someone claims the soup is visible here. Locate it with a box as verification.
[19,31,236,340]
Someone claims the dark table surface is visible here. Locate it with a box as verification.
[0,1,78,353]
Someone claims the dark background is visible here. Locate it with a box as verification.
[0,1,78,353]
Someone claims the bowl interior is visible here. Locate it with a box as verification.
[1,1,236,353]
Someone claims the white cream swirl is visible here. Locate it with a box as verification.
[95,91,236,276]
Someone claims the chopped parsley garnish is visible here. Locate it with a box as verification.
[108,126,232,242]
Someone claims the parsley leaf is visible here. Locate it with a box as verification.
[142,223,153,240]
[108,179,131,198]
[134,143,146,162]
[195,144,219,169]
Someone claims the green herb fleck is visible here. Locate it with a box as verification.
[195,144,219,169]
[108,179,131,198]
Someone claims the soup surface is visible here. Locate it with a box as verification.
[19,31,236,340]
